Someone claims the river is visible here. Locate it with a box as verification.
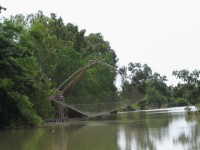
[0,106,200,150]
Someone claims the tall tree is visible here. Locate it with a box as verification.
[172,69,200,104]
[120,63,170,109]
[0,16,51,128]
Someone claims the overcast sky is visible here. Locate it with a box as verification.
[1,0,200,85]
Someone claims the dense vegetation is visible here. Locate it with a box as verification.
[0,10,200,128]
[0,11,117,128]
[120,63,200,110]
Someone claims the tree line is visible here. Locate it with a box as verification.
[0,10,200,128]
[120,63,200,110]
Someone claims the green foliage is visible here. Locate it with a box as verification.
[0,17,51,128]
[120,63,200,110]
[0,11,119,127]
[0,78,12,89]
[167,97,176,107]
[131,103,140,111]
[173,69,200,84]
[8,92,42,126]
[120,63,170,109]
[172,69,200,104]
[144,87,167,108]
[175,98,189,106]
[127,62,152,93]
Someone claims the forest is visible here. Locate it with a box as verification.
[1,10,200,128]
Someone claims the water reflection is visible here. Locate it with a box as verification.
[116,111,200,150]
[67,122,119,150]
[117,112,172,150]
[0,128,45,150]
[173,115,200,150]
[1,108,200,150]
[51,124,68,150]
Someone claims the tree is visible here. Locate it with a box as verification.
[144,87,167,108]
[175,98,189,106]
[1,11,120,123]
[144,73,170,108]
[120,63,171,109]
[21,11,118,117]
[127,62,152,93]
[0,35,41,128]
[172,69,200,104]
[0,16,51,128]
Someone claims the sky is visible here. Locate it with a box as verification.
[1,0,200,86]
